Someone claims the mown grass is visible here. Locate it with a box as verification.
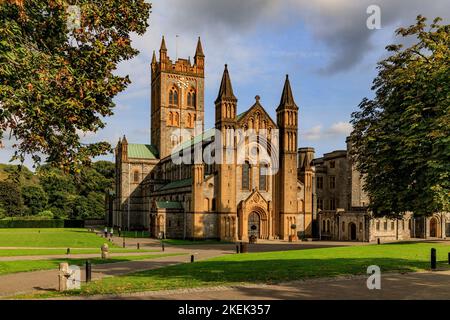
[0,248,157,257]
[0,228,118,248]
[0,253,184,276]
[162,239,229,245]
[117,230,150,238]
[45,242,450,297]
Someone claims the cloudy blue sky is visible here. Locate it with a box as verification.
[1,0,449,167]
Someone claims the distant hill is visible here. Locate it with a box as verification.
[0,163,39,186]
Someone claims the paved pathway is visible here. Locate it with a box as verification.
[79,270,450,300]
[2,234,447,298]
[0,238,349,298]
[0,246,231,298]
[0,251,167,262]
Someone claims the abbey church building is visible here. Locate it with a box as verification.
[112,37,315,241]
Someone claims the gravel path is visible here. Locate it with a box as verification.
[74,270,450,300]
[0,247,232,298]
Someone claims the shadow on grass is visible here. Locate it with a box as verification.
[156,241,351,253]
[33,287,57,293]
[79,256,450,296]
[130,269,450,300]
[382,240,450,246]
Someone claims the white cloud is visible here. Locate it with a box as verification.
[328,121,353,135]
[302,121,353,141]
[303,125,323,141]
[146,0,449,74]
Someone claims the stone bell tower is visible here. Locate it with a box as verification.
[276,75,299,240]
[215,64,238,241]
[150,36,205,159]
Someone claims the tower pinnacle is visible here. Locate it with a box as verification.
[277,74,298,111]
[195,37,204,57]
[160,36,167,52]
[215,64,236,103]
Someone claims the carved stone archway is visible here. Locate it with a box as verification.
[429,216,441,238]
[238,190,270,241]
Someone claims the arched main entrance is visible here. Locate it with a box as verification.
[248,212,261,238]
[349,222,357,241]
[430,217,438,238]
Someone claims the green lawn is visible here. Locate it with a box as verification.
[119,230,150,238]
[69,242,450,296]
[0,253,183,276]
[0,248,157,257]
[0,228,118,248]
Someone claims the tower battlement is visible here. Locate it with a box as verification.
[152,36,204,78]
[150,36,205,160]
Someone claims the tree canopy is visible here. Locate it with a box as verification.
[0,160,115,219]
[0,0,151,172]
[350,16,450,217]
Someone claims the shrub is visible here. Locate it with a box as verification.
[37,210,54,220]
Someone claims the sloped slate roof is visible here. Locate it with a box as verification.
[128,144,159,159]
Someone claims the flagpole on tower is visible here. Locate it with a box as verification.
[176,35,179,60]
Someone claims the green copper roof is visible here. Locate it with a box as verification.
[128,144,159,159]
[159,178,192,191]
[156,201,183,209]
[172,128,215,154]
[236,111,248,121]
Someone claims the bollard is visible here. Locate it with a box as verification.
[431,248,437,270]
[240,242,248,253]
[137,243,140,250]
[59,263,69,292]
[448,252,450,265]
[85,260,92,283]
[123,237,125,248]
[191,255,194,263]
[236,245,240,254]
[101,243,109,259]
[377,238,380,245]
[66,248,70,255]
[161,242,165,252]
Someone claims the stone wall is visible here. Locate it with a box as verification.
[319,211,414,242]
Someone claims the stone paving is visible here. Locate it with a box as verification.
[0,246,231,298]
[77,270,450,300]
[1,232,449,299]
[0,237,362,298]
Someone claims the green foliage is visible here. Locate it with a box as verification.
[0,180,23,216]
[72,192,104,219]
[22,185,48,215]
[350,16,450,217]
[0,160,114,219]
[0,0,151,171]
[37,209,53,219]
[0,219,64,228]
[0,163,37,185]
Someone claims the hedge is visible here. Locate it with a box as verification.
[0,220,85,228]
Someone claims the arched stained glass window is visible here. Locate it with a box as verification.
[242,162,250,190]
[259,164,268,191]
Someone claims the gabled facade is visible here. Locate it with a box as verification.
[112,37,315,240]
